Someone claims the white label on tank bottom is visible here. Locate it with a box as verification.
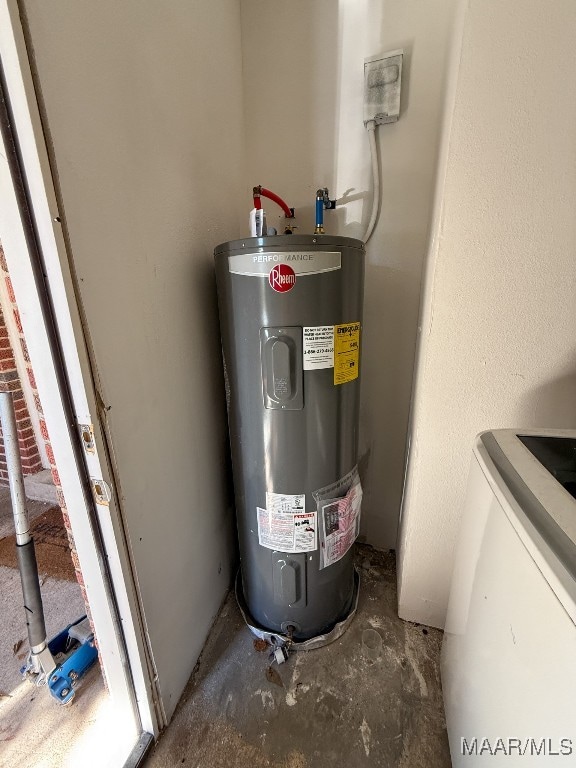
[258,492,316,553]
[303,326,334,370]
[257,507,317,553]
[293,513,317,552]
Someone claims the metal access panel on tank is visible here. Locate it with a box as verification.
[215,235,364,641]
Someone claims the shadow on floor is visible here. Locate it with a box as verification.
[147,545,450,768]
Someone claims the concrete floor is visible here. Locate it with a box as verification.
[0,485,52,539]
[147,547,451,768]
[0,664,110,768]
[0,564,89,693]
[0,485,88,694]
[0,487,110,768]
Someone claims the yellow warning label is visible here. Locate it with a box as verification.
[334,322,360,385]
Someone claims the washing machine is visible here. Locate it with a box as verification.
[442,429,576,766]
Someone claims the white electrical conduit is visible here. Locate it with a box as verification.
[363,119,380,244]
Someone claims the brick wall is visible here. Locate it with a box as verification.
[0,297,43,483]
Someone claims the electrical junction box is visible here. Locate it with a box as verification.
[364,49,403,125]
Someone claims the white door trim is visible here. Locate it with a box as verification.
[0,0,160,742]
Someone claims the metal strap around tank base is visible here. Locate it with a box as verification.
[235,567,360,651]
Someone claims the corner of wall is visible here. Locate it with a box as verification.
[396,0,468,628]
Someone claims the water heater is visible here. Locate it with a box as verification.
[215,235,364,641]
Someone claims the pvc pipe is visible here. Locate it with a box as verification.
[0,391,29,545]
[363,120,380,244]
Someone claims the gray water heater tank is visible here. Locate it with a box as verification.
[215,235,364,641]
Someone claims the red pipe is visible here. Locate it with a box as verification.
[254,186,293,218]
[253,195,262,210]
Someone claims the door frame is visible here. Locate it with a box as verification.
[0,0,160,752]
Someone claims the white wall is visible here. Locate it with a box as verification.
[398,0,576,628]
[21,0,244,720]
[241,0,458,549]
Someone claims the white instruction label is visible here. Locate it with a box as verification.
[257,491,317,553]
[257,507,294,551]
[293,513,317,552]
[266,492,305,515]
[303,326,334,370]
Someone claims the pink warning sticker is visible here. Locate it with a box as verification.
[318,477,363,569]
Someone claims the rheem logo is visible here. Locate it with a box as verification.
[269,263,296,293]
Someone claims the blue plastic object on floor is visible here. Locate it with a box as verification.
[47,616,98,705]
[20,615,99,705]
